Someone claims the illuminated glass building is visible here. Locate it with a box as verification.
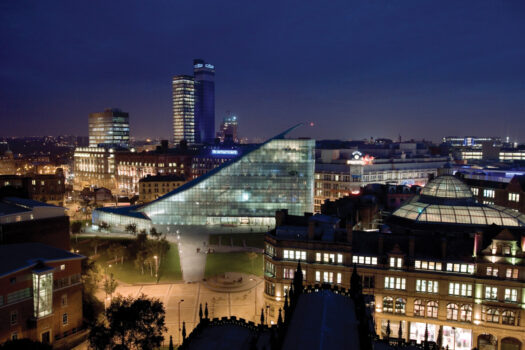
[93,126,314,228]
[193,59,215,143]
[88,108,129,147]
[172,75,196,144]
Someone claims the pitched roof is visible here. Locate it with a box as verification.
[0,243,84,277]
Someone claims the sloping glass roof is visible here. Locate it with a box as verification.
[420,175,474,199]
[392,175,525,227]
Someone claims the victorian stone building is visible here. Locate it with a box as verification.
[264,176,525,350]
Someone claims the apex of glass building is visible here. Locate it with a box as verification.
[88,108,129,147]
[193,59,215,144]
[93,125,315,229]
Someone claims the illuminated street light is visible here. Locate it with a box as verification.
[178,299,184,344]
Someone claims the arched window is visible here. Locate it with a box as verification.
[502,311,515,325]
[484,308,500,323]
[383,297,393,313]
[395,298,406,314]
[460,305,472,322]
[426,301,439,318]
[414,299,424,317]
[447,303,459,320]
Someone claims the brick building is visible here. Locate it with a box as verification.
[0,243,84,348]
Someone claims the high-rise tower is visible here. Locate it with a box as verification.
[88,108,129,147]
[172,75,195,144]
[193,59,215,143]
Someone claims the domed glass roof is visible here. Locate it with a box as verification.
[392,175,525,227]
[420,175,473,199]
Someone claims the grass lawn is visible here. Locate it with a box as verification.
[208,233,265,248]
[72,236,182,284]
[204,252,263,278]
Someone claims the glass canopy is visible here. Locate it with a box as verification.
[393,175,525,227]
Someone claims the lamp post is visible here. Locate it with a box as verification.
[178,299,184,344]
[154,255,158,282]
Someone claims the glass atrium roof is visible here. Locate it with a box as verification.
[419,175,474,199]
[393,175,525,227]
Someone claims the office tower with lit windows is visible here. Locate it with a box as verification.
[217,115,238,143]
[172,75,195,144]
[193,59,215,143]
[88,108,129,147]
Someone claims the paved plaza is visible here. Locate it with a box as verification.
[101,278,265,346]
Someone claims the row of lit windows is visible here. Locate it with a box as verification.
[484,286,518,302]
[315,252,343,264]
[283,249,306,261]
[315,271,342,284]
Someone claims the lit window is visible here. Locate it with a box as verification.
[508,193,520,202]
[460,305,472,322]
[502,311,515,325]
[395,298,406,314]
[447,303,459,320]
[336,273,342,284]
[449,282,472,297]
[383,297,393,313]
[62,313,68,325]
[504,288,517,302]
[316,253,321,262]
[337,254,343,264]
[60,264,65,271]
[315,271,321,282]
[414,300,424,317]
[385,277,406,290]
[483,189,495,198]
[506,268,519,279]
[416,279,439,293]
[485,286,498,300]
[486,267,498,277]
[426,301,438,318]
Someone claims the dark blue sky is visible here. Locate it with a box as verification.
[1,0,524,142]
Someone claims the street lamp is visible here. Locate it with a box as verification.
[178,299,184,344]
[153,255,158,282]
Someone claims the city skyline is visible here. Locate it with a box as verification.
[0,1,524,142]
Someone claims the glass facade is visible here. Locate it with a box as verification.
[193,59,215,143]
[94,129,315,228]
[140,138,314,226]
[33,271,53,318]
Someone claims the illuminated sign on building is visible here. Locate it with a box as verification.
[346,152,374,165]
[194,63,203,68]
[211,149,238,156]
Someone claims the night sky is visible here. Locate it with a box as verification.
[1,1,524,142]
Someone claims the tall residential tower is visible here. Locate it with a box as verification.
[88,108,129,147]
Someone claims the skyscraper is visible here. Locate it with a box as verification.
[172,75,195,144]
[193,59,215,143]
[88,108,129,147]
[217,115,238,143]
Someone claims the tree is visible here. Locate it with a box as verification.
[88,295,167,350]
[90,237,102,256]
[81,258,104,326]
[104,272,118,301]
[71,220,83,234]
[98,221,110,232]
[125,223,137,235]
[108,243,126,264]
